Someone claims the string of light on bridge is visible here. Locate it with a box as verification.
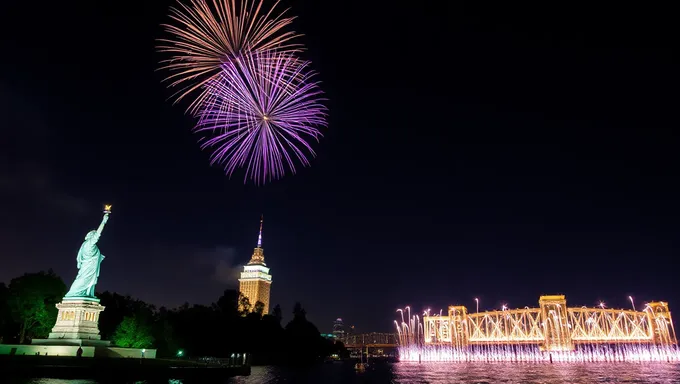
[395,295,679,363]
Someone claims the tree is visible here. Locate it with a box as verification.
[238,293,251,315]
[253,301,265,316]
[292,302,306,319]
[215,289,239,317]
[273,304,283,324]
[112,315,154,348]
[153,308,179,357]
[0,283,9,341]
[285,302,326,364]
[8,270,66,343]
[97,291,155,340]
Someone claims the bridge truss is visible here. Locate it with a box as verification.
[343,332,398,348]
[422,295,676,352]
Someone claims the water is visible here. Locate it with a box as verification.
[397,344,680,363]
[9,362,680,383]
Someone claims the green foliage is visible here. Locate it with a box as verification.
[0,271,345,363]
[97,291,155,340]
[8,270,66,343]
[112,315,154,348]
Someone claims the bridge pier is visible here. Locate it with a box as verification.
[647,302,677,345]
[448,306,469,348]
[539,295,573,351]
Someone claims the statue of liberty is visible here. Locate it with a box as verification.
[64,206,111,299]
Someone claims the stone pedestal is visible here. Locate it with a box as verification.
[32,298,110,347]
[3,297,157,358]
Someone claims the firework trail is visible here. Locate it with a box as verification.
[158,0,301,114]
[196,51,327,184]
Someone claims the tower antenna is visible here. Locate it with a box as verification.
[257,215,263,248]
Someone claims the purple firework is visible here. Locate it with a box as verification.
[197,52,327,184]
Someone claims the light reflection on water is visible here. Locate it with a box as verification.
[390,363,680,383]
[11,363,680,384]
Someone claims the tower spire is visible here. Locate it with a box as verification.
[248,215,266,265]
[240,214,272,316]
[257,215,263,248]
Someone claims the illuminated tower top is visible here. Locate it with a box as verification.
[257,215,263,248]
[248,215,266,265]
[239,216,272,314]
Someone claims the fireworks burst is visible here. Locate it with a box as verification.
[158,0,301,114]
[196,51,327,184]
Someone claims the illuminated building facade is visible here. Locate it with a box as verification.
[238,217,272,314]
[333,318,346,339]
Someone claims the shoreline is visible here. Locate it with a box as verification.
[0,355,250,380]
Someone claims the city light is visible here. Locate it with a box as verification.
[395,295,679,363]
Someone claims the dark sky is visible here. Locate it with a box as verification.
[0,2,678,333]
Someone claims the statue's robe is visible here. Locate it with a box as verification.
[65,239,104,298]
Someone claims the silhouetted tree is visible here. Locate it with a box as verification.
[285,302,325,365]
[215,289,240,317]
[0,271,346,363]
[272,304,283,324]
[168,303,222,356]
[8,270,66,343]
[0,282,9,342]
[153,307,179,357]
[253,301,265,316]
[292,302,306,319]
[253,313,285,364]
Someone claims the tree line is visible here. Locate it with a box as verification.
[0,270,346,364]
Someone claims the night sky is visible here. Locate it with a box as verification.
[0,2,678,333]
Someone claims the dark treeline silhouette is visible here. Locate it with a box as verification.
[0,271,346,364]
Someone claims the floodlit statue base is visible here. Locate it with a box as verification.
[32,298,110,347]
[1,206,155,358]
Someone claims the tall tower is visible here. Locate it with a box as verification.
[238,216,272,314]
[333,318,346,339]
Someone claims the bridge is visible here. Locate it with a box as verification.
[343,332,399,349]
[417,295,677,352]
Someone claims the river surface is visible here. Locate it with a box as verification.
[12,362,680,383]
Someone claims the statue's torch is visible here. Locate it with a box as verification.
[96,205,112,236]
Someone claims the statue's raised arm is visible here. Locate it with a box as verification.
[64,205,112,299]
[95,213,110,239]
